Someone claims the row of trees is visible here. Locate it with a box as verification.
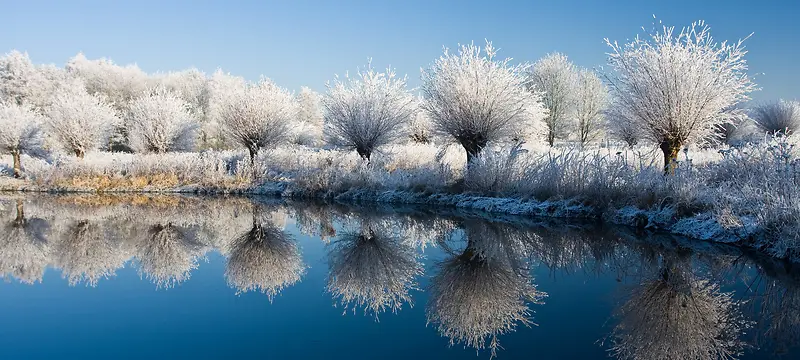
[0,19,793,176]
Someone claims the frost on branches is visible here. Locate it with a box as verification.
[294,87,324,146]
[0,50,57,110]
[0,103,45,177]
[323,62,415,160]
[573,69,609,146]
[751,100,800,136]
[45,78,119,158]
[528,53,578,146]
[215,77,295,166]
[604,20,756,173]
[421,41,547,164]
[127,87,198,153]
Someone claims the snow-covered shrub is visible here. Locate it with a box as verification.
[605,20,756,173]
[421,41,548,164]
[45,78,120,158]
[751,100,800,136]
[0,103,45,178]
[323,62,415,160]
[127,87,198,153]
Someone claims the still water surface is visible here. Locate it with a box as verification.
[0,195,798,359]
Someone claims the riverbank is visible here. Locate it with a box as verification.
[1,139,797,262]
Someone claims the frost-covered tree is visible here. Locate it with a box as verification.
[65,53,150,113]
[216,78,295,166]
[127,87,198,153]
[0,50,45,107]
[294,87,324,146]
[54,219,129,286]
[573,69,609,146]
[157,69,212,146]
[528,53,578,146]
[409,104,433,144]
[225,208,305,300]
[326,225,422,317]
[323,62,415,160]
[606,105,640,148]
[605,20,756,173]
[751,100,800,136]
[421,41,547,164]
[45,79,119,158]
[0,103,45,178]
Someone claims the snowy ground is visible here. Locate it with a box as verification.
[1,138,798,261]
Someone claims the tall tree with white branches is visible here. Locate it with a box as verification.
[421,41,547,164]
[0,103,45,178]
[45,78,119,158]
[323,62,416,161]
[574,68,609,146]
[127,87,198,153]
[528,53,578,146]
[215,77,296,169]
[604,20,756,173]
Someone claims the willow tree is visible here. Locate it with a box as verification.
[323,62,415,161]
[0,199,50,284]
[216,78,296,173]
[0,103,45,178]
[605,20,755,173]
[135,223,205,288]
[326,224,422,317]
[421,41,547,164]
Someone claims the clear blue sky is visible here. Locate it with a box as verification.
[1,0,798,100]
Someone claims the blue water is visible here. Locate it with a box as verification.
[0,195,797,359]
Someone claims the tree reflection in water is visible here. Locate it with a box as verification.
[608,253,750,360]
[0,199,49,284]
[135,223,205,288]
[225,204,305,301]
[426,221,546,357]
[326,221,423,317]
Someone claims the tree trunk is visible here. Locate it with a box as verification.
[547,131,555,147]
[356,148,371,162]
[660,138,682,175]
[248,145,259,180]
[462,140,487,167]
[14,199,24,227]
[75,148,85,159]
[12,150,22,178]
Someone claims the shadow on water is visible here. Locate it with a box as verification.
[0,194,798,359]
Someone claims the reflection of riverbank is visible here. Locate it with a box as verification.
[0,194,798,358]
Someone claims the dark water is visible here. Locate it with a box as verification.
[0,195,798,360]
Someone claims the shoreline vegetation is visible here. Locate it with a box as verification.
[2,19,799,263]
[2,136,799,262]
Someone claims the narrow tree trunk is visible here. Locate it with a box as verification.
[462,140,486,167]
[547,131,555,147]
[248,145,259,180]
[14,199,24,227]
[12,149,22,178]
[356,148,371,163]
[75,148,85,159]
[660,138,682,175]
